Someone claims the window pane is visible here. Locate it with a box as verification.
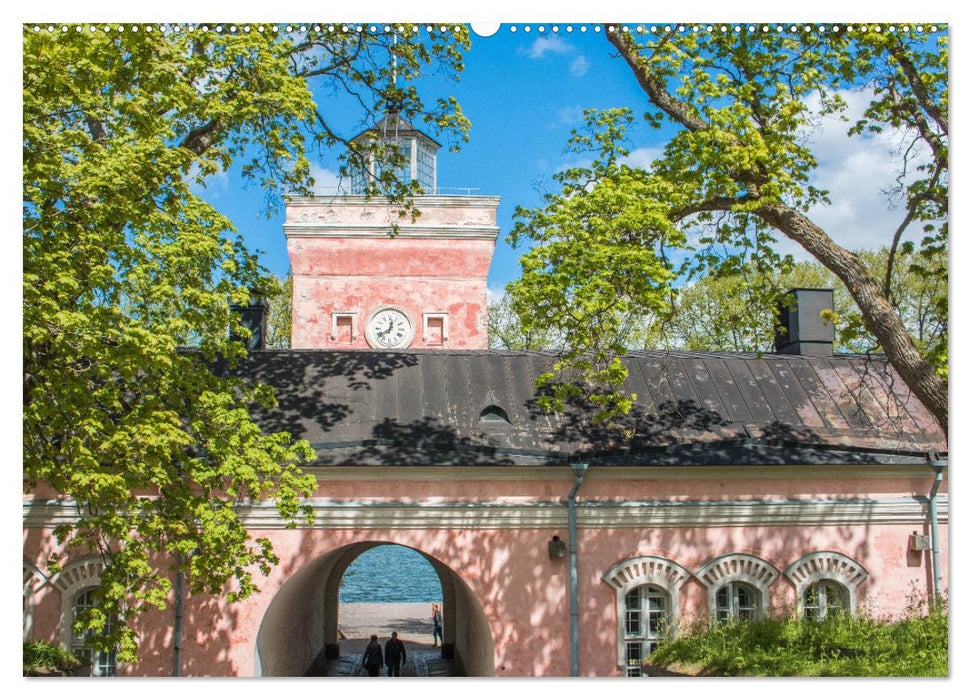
[804,584,821,621]
[825,582,848,617]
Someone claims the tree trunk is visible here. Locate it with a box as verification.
[607,28,948,440]
[756,204,948,438]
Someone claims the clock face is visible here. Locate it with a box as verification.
[365,307,414,349]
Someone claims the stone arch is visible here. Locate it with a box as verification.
[602,555,692,669]
[695,553,780,620]
[23,560,47,640]
[255,541,495,677]
[50,555,104,649]
[785,551,868,617]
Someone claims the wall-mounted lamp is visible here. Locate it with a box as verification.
[548,535,567,559]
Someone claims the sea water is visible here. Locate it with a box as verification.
[339,545,443,603]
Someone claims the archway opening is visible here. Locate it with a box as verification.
[255,541,495,677]
[337,544,443,662]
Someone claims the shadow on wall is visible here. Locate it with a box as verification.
[255,542,495,677]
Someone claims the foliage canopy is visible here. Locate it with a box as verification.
[23,23,469,661]
[509,25,947,434]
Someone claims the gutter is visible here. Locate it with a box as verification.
[567,462,588,677]
[928,455,947,603]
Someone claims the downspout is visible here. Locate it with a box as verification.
[927,456,947,603]
[568,462,588,677]
[173,564,184,676]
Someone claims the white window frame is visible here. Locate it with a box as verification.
[330,312,358,342]
[422,312,449,344]
[23,561,47,641]
[602,555,692,674]
[72,588,118,676]
[785,551,867,620]
[801,579,851,621]
[52,556,122,676]
[695,553,779,623]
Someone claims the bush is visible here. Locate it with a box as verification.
[23,641,85,676]
[649,603,948,677]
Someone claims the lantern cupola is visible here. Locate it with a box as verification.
[349,106,440,194]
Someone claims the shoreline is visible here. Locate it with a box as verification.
[337,601,442,657]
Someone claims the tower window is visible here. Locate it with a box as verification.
[331,312,358,343]
[422,313,449,345]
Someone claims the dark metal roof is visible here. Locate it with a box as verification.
[231,350,946,467]
[349,111,442,149]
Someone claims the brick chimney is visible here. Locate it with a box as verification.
[775,288,835,356]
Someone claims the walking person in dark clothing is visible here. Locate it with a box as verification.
[361,635,383,677]
[432,603,443,647]
[384,631,407,677]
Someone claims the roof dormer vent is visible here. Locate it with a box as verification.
[478,405,511,425]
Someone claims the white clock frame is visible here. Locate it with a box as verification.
[365,305,416,349]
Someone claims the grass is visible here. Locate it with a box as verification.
[649,604,948,677]
[23,640,86,676]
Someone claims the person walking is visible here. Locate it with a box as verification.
[432,603,443,647]
[361,634,383,677]
[384,631,407,677]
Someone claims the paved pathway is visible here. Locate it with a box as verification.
[310,638,457,677]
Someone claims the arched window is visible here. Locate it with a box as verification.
[802,579,850,621]
[696,553,779,624]
[715,581,758,622]
[72,588,117,677]
[52,556,121,676]
[603,555,691,677]
[623,585,669,675]
[23,561,47,641]
[785,551,867,620]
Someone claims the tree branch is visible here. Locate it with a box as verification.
[606,27,710,133]
[888,41,948,136]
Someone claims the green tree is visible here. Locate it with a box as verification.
[488,293,563,350]
[649,248,946,361]
[511,26,947,434]
[23,23,469,662]
[265,274,293,349]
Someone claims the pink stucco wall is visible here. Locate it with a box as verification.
[23,470,948,677]
[284,196,499,351]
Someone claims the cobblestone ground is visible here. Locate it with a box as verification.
[314,639,456,677]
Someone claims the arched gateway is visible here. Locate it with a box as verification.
[255,541,494,677]
[22,117,947,677]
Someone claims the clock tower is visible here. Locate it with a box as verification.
[284,111,500,350]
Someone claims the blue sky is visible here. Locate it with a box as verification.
[194,20,945,303]
[201,24,663,296]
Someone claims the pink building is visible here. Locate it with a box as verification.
[23,118,948,678]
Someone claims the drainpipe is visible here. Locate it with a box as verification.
[927,456,947,604]
[568,462,588,677]
[173,564,184,676]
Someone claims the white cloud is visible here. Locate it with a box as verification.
[777,88,934,260]
[622,146,664,170]
[309,163,340,193]
[569,55,589,78]
[522,35,571,59]
[487,284,508,305]
[186,163,229,197]
[554,105,585,126]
